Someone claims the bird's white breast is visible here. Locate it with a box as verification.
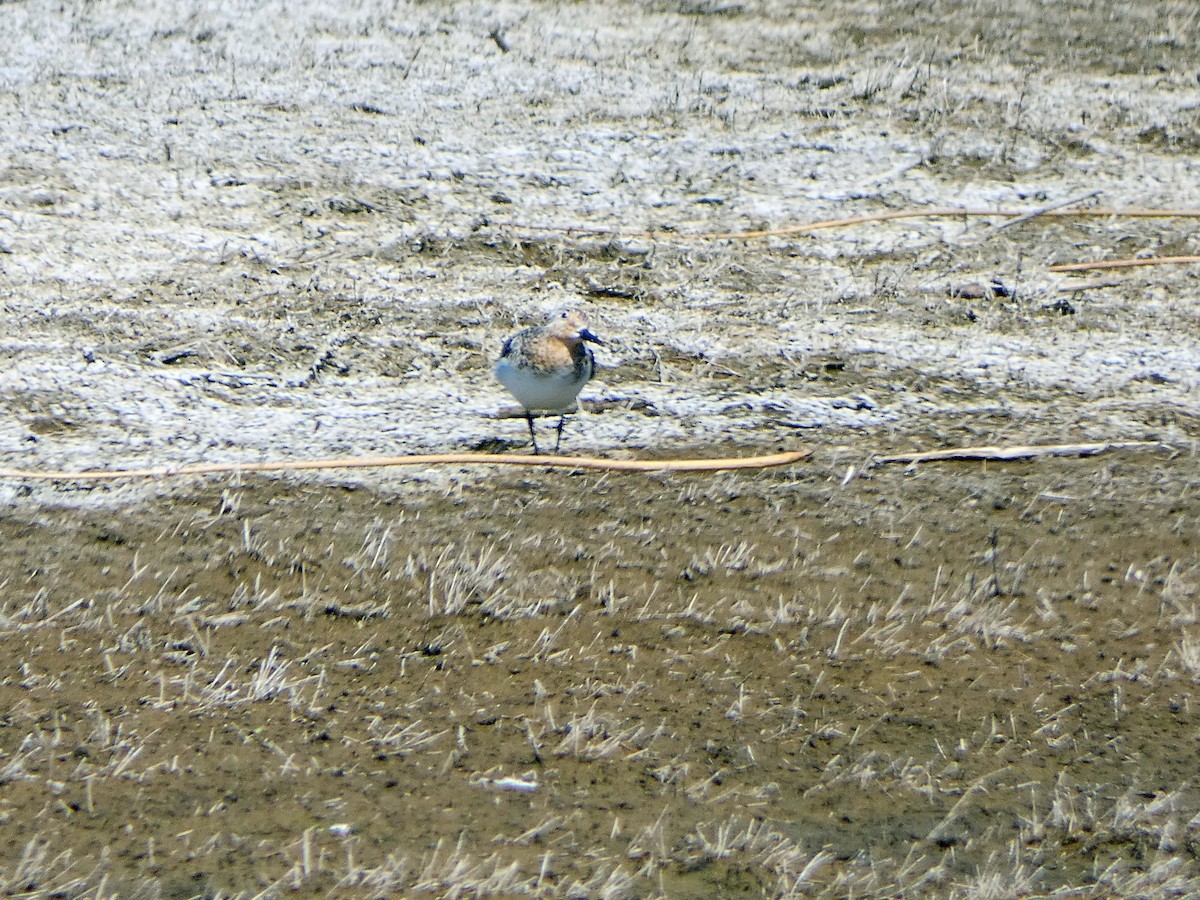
[495,356,591,411]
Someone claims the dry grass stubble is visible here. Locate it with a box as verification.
[2,447,1200,896]
[1,0,1200,896]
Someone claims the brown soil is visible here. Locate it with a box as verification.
[1,0,1199,897]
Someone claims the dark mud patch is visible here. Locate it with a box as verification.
[2,444,1199,895]
[2,0,1200,895]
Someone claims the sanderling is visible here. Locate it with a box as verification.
[494,308,603,454]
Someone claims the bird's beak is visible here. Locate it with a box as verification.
[579,328,604,345]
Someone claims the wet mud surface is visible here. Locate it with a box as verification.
[3,450,1200,897]
[1,0,1200,896]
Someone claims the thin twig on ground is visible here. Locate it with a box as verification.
[493,207,1200,242]
[0,449,813,482]
[1049,255,1200,273]
[1057,279,1120,293]
[989,190,1102,232]
[874,441,1163,466]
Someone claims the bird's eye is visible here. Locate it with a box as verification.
[560,311,569,319]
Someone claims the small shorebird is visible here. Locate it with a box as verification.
[494,308,603,454]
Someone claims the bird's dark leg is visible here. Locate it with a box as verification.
[554,414,566,453]
[525,411,540,455]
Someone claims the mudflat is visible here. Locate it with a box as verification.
[1,1,1199,896]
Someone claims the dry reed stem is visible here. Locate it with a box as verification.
[987,189,1101,232]
[0,440,1171,483]
[1048,255,1200,272]
[874,441,1163,465]
[494,207,1200,242]
[0,449,813,482]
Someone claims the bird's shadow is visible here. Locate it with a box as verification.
[470,436,529,454]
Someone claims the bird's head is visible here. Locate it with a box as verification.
[548,308,603,345]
